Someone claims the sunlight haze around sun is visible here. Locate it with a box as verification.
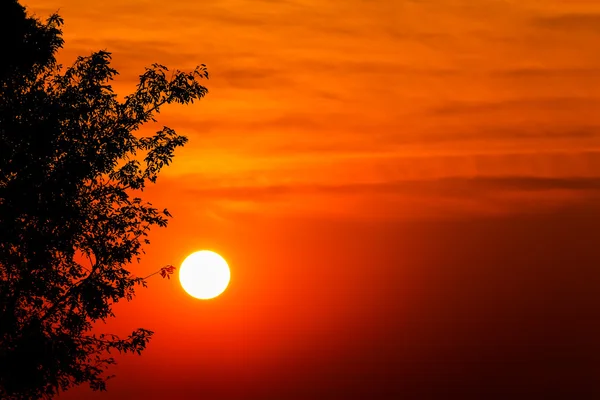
[179,251,230,300]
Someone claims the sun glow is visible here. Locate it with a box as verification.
[179,250,230,300]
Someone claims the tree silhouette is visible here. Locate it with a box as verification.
[0,1,208,398]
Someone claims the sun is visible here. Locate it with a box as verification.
[179,250,230,300]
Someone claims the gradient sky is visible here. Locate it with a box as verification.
[23,0,600,398]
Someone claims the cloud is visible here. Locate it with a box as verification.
[217,66,289,90]
[185,176,600,201]
[494,68,600,78]
[534,13,600,33]
[429,97,600,116]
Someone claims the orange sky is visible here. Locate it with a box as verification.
[23,0,600,398]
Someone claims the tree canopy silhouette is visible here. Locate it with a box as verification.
[0,1,208,398]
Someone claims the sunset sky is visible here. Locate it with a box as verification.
[23,0,600,398]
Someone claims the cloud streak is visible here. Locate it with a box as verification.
[534,13,600,33]
[186,176,600,200]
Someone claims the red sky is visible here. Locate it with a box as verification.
[23,0,600,398]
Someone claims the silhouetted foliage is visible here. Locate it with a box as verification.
[0,1,208,398]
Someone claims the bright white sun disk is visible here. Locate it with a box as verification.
[179,250,230,299]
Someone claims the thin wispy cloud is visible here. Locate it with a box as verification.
[534,13,600,33]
